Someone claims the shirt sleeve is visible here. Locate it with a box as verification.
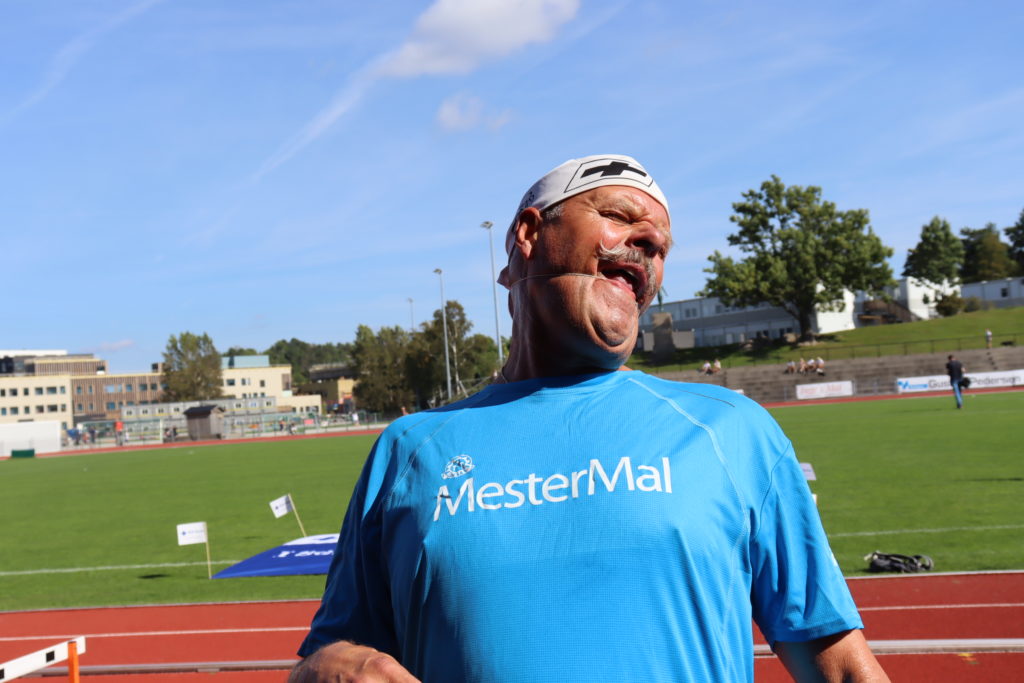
[749,443,864,645]
[297,436,400,658]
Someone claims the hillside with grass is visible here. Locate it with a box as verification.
[630,307,1024,372]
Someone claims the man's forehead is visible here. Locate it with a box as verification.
[504,154,670,255]
[573,186,673,237]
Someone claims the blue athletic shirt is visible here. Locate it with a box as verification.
[299,371,862,682]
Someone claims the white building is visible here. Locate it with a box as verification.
[640,278,956,350]
[962,277,1024,309]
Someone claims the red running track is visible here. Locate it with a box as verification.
[2,572,1022,681]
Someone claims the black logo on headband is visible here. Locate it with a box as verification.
[581,161,647,179]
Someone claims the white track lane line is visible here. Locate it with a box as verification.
[0,561,240,576]
[0,626,309,643]
[859,602,1024,612]
[5,603,1022,642]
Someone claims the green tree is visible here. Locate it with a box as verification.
[406,301,498,407]
[700,176,894,341]
[902,217,964,293]
[1005,208,1024,272]
[223,346,259,356]
[351,325,414,413]
[161,332,223,402]
[960,223,1018,283]
[265,338,353,386]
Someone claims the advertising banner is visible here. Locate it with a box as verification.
[214,533,338,578]
[896,368,1024,394]
[795,380,854,400]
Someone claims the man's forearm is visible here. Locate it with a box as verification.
[774,630,889,682]
[288,640,420,683]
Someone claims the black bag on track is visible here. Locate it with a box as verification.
[864,551,934,573]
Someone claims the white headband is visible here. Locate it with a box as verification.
[504,154,669,255]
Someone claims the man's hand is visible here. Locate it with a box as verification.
[774,629,889,682]
[288,641,420,683]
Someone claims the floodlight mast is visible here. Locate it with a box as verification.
[481,221,503,366]
[433,268,452,401]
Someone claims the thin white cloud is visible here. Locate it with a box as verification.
[376,0,580,77]
[255,0,578,177]
[2,0,166,125]
[86,339,137,353]
[436,92,512,132]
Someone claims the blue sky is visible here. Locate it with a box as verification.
[4,0,1022,373]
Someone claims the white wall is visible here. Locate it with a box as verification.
[0,421,62,456]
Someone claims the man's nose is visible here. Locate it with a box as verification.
[625,222,669,259]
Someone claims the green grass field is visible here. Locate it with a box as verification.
[2,391,1022,611]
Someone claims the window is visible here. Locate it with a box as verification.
[107,402,116,411]
[88,402,94,411]
[127,401,135,407]
[226,379,236,386]
[10,407,18,415]
[36,405,45,413]
[47,405,58,413]
[241,378,250,386]
[47,387,58,395]
[9,388,17,397]
[77,386,83,394]
[151,383,158,391]
[60,386,66,394]
[0,408,5,415]
[35,387,44,395]
[104,385,117,393]
[124,384,133,392]
[139,384,147,392]
[259,379,266,388]
[1001,287,1009,298]
[0,389,4,396]
[88,385,94,394]
[60,404,66,411]
[77,403,83,411]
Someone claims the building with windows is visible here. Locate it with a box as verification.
[299,363,357,414]
[1,350,322,429]
[0,374,74,429]
[71,373,166,423]
[639,278,961,350]
[962,277,1024,309]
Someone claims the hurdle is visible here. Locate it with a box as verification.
[0,636,85,682]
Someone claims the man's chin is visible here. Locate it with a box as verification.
[589,317,638,365]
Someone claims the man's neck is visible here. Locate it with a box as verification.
[499,331,631,382]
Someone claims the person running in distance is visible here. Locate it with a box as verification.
[946,354,966,409]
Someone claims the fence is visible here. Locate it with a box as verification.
[647,331,1023,372]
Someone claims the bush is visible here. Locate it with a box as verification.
[963,296,989,312]
[935,293,963,317]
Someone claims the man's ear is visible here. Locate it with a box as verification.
[513,207,543,261]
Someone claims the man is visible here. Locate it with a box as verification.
[290,155,888,682]
[946,354,966,409]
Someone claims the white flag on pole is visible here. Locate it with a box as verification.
[176,521,208,546]
[269,493,294,518]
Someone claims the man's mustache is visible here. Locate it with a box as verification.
[596,243,657,303]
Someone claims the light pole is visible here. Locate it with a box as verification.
[407,297,414,333]
[433,268,452,401]
[480,220,504,366]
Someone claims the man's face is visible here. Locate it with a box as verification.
[520,185,672,364]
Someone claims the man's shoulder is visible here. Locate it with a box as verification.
[627,372,769,419]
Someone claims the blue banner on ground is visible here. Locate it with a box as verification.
[213,533,338,579]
